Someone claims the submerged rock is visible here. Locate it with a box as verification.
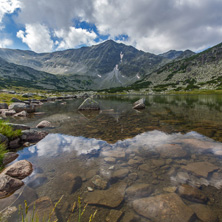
[126,183,153,199]
[133,193,194,222]
[3,160,33,179]
[25,196,58,221]
[111,168,129,181]
[84,182,127,208]
[133,98,145,109]
[78,98,100,110]
[0,174,24,198]
[177,184,208,203]
[91,175,108,190]
[106,209,123,222]
[181,162,219,178]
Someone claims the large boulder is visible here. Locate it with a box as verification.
[78,98,100,110]
[9,102,35,113]
[21,130,48,143]
[133,98,145,109]
[0,174,24,198]
[0,103,8,109]
[3,160,33,179]
[133,193,195,222]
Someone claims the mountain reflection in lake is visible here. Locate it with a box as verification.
[3,95,222,221]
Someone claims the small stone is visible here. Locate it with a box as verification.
[108,166,115,170]
[3,160,33,179]
[151,159,165,167]
[91,175,108,190]
[177,184,208,203]
[139,164,151,172]
[128,158,143,166]
[104,157,116,164]
[163,186,177,193]
[87,187,94,192]
[106,209,123,222]
[36,120,53,128]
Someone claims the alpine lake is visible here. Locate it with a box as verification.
[2,94,222,222]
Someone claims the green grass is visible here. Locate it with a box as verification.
[0,120,22,139]
[0,143,6,170]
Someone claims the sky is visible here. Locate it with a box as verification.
[0,0,222,54]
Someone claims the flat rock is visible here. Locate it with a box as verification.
[25,196,58,221]
[54,172,82,194]
[3,160,33,179]
[0,174,24,198]
[190,204,217,222]
[151,159,165,167]
[104,157,116,164]
[6,123,30,130]
[85,169,98,179]
[36,120,53,128]
[3,152,19,165]
[106,209,123,222]
[177,184,208,203]
[111,168,129,180]
[101,150,126,159]
[21,130,48,142]
[156,144,187,158]
[28,174,48,189]
[78,98,100,110]
[133,193,194,222]
[181,162,219,177]
[91,175,108,190]
[84,182,127,208]
[126,183,153,198]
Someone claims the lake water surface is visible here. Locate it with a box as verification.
[2,95,222,221]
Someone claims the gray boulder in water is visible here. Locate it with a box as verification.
[78,98,100,110]
[133,98,145,109]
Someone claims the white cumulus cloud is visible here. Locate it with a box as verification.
[16,23,54,52]
[55,27,97,49]
[0,38,12,47]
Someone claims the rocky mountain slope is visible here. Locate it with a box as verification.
[132,42,222,92]
[0,40,195,90]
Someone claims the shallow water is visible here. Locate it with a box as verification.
[2,95,222,221]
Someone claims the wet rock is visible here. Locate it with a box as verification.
[91,175,108,190]
[151,159,165,167]
[36,120,53,128]
[9,138,21,149]
[128,158,143,166]
[28,174,48,189]
[104,157,116,164]
[3,152,18,165]
[177,184,208,203]
[6,123,30,131]
[133,193,194,222]
[156,144,187,159]
[133,98,145,109]
[0,103,8,109]
[111,168,129,181]
[13,110,27,117]
[181,162,219,178]
[128,173,138,181]
[126,183,153,199]
[101,150,126,159]
[0,174,24,198]
[3,160,33,179]
[84,182,127,208]
[25,196,58,221]
[86,169,98,180]
[139,164,151,172]
[1,109,16,116]
[190,204,217,222]
[78,98,100,110]
[21,130,48,142]
[0,133,8,144]
[55,172,82,194]
[106,209,123,222]
[175,171,190,183]
[9,102,35,113]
